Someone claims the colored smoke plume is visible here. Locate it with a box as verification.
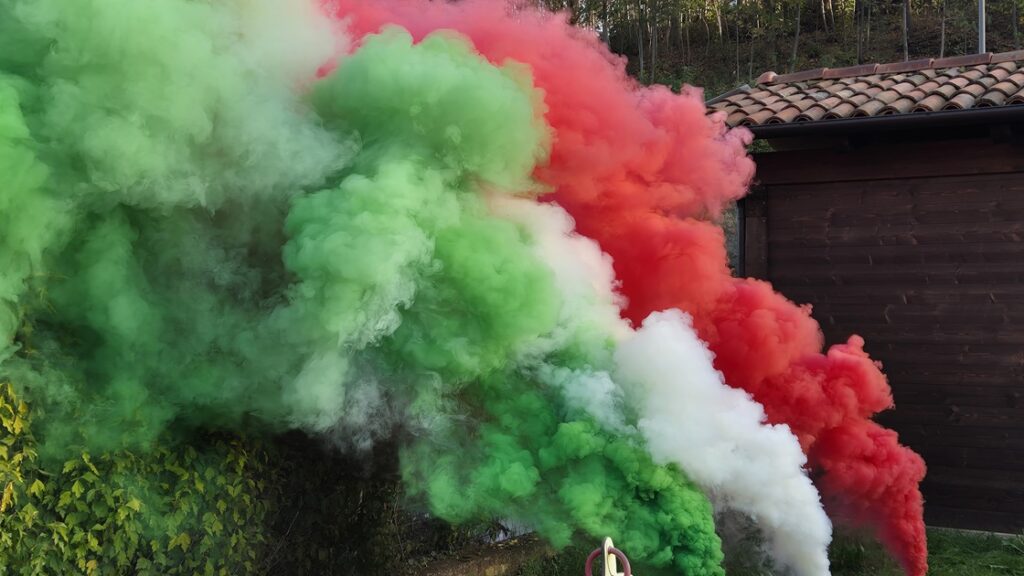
[494,197,833,576]
[1,0,742,573]
[0,0,927,574]
[615,310,832,576]
[329,1,927,575]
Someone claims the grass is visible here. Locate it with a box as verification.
[513,529,1024,576]
[831,528,1024,576]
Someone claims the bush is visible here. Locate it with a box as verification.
[0,381,496,576]
[0,382,272,576]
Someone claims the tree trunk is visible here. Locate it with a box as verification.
[601,0,610,45]
[636,0,645,80]
[939,0,947,57]
[865,0,871,54]
[902,0,910,61]
[820,0,829,33]
[855,0,862,63]
[1015,1,1020,50]
[686,11,692,62]
[650,0,658,83]
[715,0,724,42]
[735,22,741,80]
[704,16,711,56]
[748,27,755,81]
[790,0,802,72]
[670,9,682,49]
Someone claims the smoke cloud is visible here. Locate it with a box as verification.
[616,311,832,576]
[0,0,928,574]
[327,1,927,574]
[494,197,832,576]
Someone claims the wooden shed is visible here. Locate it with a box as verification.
[709,51,1024,533]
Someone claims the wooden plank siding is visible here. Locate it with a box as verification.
[746,137,1024,533]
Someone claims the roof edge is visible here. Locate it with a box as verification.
[706,84,750,106]
[755,50,1024,86]
[747,104,1024,138]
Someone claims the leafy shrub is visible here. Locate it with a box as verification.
[0,382,272,576]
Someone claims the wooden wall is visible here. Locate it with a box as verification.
[745,137,1024,533]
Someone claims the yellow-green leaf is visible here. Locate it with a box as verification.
[27,479,45,498]
[168,532,192,553]
[1,482,14,513]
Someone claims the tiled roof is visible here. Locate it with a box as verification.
[708,50,1024,127]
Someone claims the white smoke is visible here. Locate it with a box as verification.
[487,196,633,431]
[615,310,833,576]
[490,195,832,576]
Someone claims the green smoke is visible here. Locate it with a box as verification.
[1,0,349,451]
[310,29,724,574]
[0,0,724,571]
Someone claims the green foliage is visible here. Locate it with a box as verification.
[830,528,1024,576]
[0,382,272,576]
[0,380,511,576]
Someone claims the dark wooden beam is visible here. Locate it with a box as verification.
[741,185,769,280]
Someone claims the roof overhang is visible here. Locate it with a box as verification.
[741,104,1024,138]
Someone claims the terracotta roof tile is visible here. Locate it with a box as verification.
[771,85,801,97]
[945,92,978,109]
[832,87,857,100]
[929,83,959,99]
[770,107,803,123]
[890,80,918,93]
[847,93,872,105]
[724,92,754,104]
[845,80,871,92]
[863,75,888,88]
[961,83,988,97]
[876,58,934,74]
[854,99,887,116]
[913,94,947,112]
[960,68,985,82]
[992,50,1024,64]
[824,102,858,119]
[978,91,1008,107]
[1009,86,1024,104]
[947,76,972,89]
[992,80,1022,95]
[993,62,1021,76]
[881,97,917,115]
[709,50,1024,127]
[726,110,750,126]
[987,67,1012,82]
[744,109,776,125]
[796,107,828,121]
[773,67,827,83]
[975,74,999,87]
[874,90,903,104]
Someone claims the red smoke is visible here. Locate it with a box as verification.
[325,1,928,574]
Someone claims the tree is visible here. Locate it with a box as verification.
[902,0,910,60]
[791,0,802,72]
[939,0,946,57]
